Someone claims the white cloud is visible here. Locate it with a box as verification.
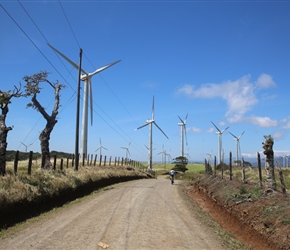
[206,127,215,133]
[272,131,284,140]
[177,75,257,122]
[191,127,201,133]
[177,74,277,126]
[256,73,276,89]
[246,116,278,127]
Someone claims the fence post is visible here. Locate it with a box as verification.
[72,154,75,168]
[60,158,63,170]
[28,151,33,175]
[14,150,19,175]
[242,157,247,183]
[66,158,69,169]
[53,155,57,170]
[82,153,85,166]
[214,156,216,177]
[276,161,287,195]
[229,151,232,180]
[90,154,93,166]
[87,154,90,166]
[94,154,97,166]
[104,156,107,166]
[257,152,263,188]
[109,156,112,166]
[99,155,102,166]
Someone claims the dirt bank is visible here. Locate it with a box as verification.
[185,175,290,250]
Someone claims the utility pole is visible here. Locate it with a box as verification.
[75,48,82,171]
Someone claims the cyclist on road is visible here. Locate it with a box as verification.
[169,169,175,184]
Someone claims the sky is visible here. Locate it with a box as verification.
[1,0,290,164]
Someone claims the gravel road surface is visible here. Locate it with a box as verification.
[0,177,225,250]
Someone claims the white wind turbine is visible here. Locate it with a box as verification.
[178,113,188,157]
[95,138,108,157]
[48,44,121,158]
[121,142,131,159]
[211,121,229,165]
[21,142,33,152]
[229,131,245,166]
[136,97,169,169]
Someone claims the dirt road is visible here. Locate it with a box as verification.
[0,177,226,250]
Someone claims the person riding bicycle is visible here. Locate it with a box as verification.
[169,169,175,184]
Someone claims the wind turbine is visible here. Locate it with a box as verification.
[211,121,229,165]
[136,97,169,169]
[229,131,245,166]
[121,142,131,159]
[21,142,32,152]
[158,145,166,167]
[95,138,108,157]
[48,44,121,159]
[178,113,188,157]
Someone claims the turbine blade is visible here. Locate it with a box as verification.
[178,115,185,124]
[211,121,221,133]
[48,43,88,75]
[103,147,108,151]
[239,131,245,139]
[89,60,121,77]
[136,123,149,130]
[221,126,229,133]
[229,131,237,139]
[185,113,188,121]
[153,121,169,139]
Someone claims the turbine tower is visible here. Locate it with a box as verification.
[229,131,245,166]
[48,44,121,158]
[178,113,188,157]
[211,121,229,165]
[95,138,108,157]
[136,97,169,169]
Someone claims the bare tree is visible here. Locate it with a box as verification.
[0,85,23,175]
[24,71,64,170]
[263,135,276,191]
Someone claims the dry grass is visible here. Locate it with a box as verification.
[1,160,149,208]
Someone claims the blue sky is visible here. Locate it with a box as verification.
[1,0,290,164]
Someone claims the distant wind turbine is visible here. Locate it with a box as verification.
[211,121,229,165]
[121,142,131,159]
[229,131,245,166]
[95,138,108,157]
[48,43,121,158]
[21,142,32,152]
[178,113,188,157]
[136,97,169,169]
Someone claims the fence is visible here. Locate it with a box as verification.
[11,150,144,176]
[204,151,288,195]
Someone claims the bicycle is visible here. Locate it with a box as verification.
[170,175,174,185]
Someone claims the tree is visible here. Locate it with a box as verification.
[172,156,188,172]
[262,135,276,190]
[0,84,23,175]
[24,71,64,170]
